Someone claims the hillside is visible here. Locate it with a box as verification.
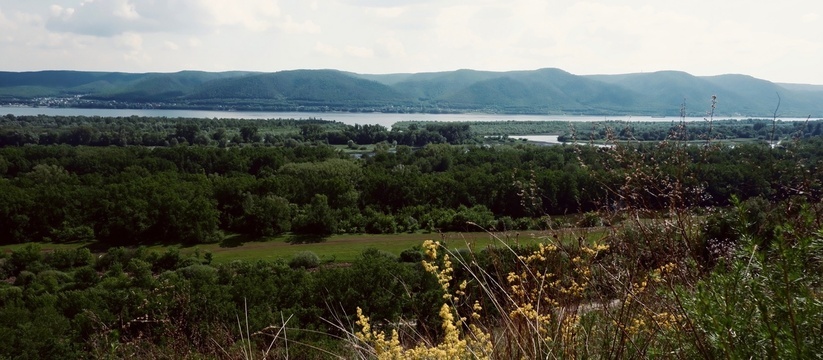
[1,68,822,116]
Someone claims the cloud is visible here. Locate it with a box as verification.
[112,1,139,20]
[0,9,12,31]
[1,0,821,84]
[314,42,342,57]
[345,45,374,58]
[163,41,180,51]
[313,42,375,59]
[376,37,406,57]
[278,16,321,34]
[116,32,143,52]
[47,0,158,36]
[188,37,203,48]
[338,0,435,7]
[45,0,283,36]
[49,5,74,19]
[365,6,407,18]
[198,0,281,31]
[0,20,10,41]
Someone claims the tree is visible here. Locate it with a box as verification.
[241,194,292,236]
[175,123,200,144]
[240,125,259,142]
[293,194,337,236]
[300,124,323,141]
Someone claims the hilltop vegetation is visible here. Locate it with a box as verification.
[0,114,822,358]
[1,114,822,247]
[2,68,823,116]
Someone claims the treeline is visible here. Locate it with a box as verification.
[0,115,473,148]
[2,136,822,245]
[5,115,822,150]
[558,118,823,142]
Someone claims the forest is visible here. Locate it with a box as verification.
[4,68,823,116]
[0,114,821,358]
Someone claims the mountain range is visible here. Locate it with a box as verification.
[1,68,821,117]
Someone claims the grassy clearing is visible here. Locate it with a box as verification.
[0,229,606,264]
[163,231,561,264]
[0,242,92,254]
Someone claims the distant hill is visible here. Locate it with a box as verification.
[1,68,821,116]
[777,83,823,93]
[586,71,823,116]
[187,70,406,103]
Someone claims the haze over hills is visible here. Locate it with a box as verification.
[1,68,821,117]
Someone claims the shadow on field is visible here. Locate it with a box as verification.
[286,234,328,244]
[219,234,255,248]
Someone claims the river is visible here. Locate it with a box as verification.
[0,106,790,128]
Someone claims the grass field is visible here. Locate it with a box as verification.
[209,231,566,264]
[0,230,602,264]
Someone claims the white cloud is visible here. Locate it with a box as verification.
[45,0,283,36]
[365,6,407,18]
[278,16,321,34]
[198,0,281,31]
[49,5,64,18]
[0,0,821,84]
[0,9,12,31]
[188,37,202,48]
[163,41,180,51]
[345,45,374,58]
[113,1,139,20]
[116,32,143,51]
[314,42,342,57]
[376,36,406,57]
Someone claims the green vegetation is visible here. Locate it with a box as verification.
[0,231,553,265]
[1,114,822,248]
[396,117,823,143]
[3,69,823,115]
[0,113,822,358]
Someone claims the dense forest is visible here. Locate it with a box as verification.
[1,114,822,358]
[3,69,823,116]
[2,115,822,247]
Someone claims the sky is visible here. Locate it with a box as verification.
[0,1,821,84]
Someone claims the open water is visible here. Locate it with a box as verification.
[0,106,786,128]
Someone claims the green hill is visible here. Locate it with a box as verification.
[1,68,821,116]
[187,70,406,106]
[587,71,822,116]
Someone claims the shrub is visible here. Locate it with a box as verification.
[9,244,44,275]
[577,211,603,227]
[677,201,823,358]
[364,212,398,234]
[288,251,320,269]
[44,248,93,270]
[399,248,423,263]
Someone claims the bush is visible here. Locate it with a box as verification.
[364,212,397,234]
[9,244,43,275]
[288,251,320,269]
[44,248,92,270]
[577,211,603,227]
[681,208,823,358]
[399,248,423,263]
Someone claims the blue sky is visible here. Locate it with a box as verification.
[1,1,821,84]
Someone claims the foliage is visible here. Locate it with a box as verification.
[287,251,320,269]
[678,200,823,358]
[5,69,823,115]
[1,113,823,357]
